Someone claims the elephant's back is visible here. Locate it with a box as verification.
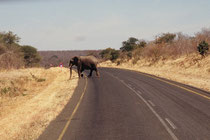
[80,56,99,64]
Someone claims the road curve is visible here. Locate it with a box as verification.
[38,68,210,140]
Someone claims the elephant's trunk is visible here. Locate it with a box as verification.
[69,63,73,79]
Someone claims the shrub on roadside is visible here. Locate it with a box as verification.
[197,41,209,56]
[120,37,146,52]
[155,33,176,44]
[120,37,138,52]
[100,48,119,62]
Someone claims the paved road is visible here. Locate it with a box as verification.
[38,68,210,140]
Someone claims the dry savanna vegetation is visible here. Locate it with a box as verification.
[0,67,78,140]
[0,31,41,69]
[0,27,210,139]
[0,31,79,140]
[100,28,210,92]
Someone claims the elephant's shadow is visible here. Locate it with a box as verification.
[68,74,100,81]
[82,73,100,78]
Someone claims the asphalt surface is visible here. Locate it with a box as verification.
[38,68,210,140]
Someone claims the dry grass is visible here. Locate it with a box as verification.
[100,53,210,92]
[0,67,78,140]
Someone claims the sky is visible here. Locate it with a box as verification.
[0,0,210,50]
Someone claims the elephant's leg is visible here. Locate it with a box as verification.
[69,66,73,79]
[77,67,81,79]
[95,68,100,77]
[81,68,84,78]
[88,69,93,77]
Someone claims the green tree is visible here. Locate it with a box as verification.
[21,45,41,67]
[155,33,176,44]
[0,31,20,45]
[128,37,138,44]
[197,41,209,56]
[100,48,112,60]
[120,37,139,52]
[137,40,147,48]
[110,49,120,61]
[100,48,119,61]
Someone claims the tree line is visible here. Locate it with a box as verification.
[0,31,41,69]
[100,28,210,64]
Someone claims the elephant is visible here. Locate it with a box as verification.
[69,55,100,79]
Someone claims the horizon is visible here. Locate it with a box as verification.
[0,0,210,51]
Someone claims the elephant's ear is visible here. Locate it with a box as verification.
[73,56,80,65]
[73,56,78,62]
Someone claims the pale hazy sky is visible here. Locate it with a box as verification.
[0,0,210,50]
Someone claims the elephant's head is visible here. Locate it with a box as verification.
[69,56,80,79]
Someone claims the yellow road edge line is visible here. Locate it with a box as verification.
[57,78,88,140]
[139,72,210,100]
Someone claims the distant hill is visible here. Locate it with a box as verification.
[39,50,101,68]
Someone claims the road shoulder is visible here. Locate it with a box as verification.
[37,78,86,140]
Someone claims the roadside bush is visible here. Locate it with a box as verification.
[132,48,144,64]
[142,43,163,62]
[119,38,147,62]
[127,52,132,59]
[170,33,196,56]
[120,37,138,52]
[110,49,120,61]
[155,33,176,44]
[100,48,119,62]
[120,41,134,52]
[197,41,209,56]
[137,40,147,48]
